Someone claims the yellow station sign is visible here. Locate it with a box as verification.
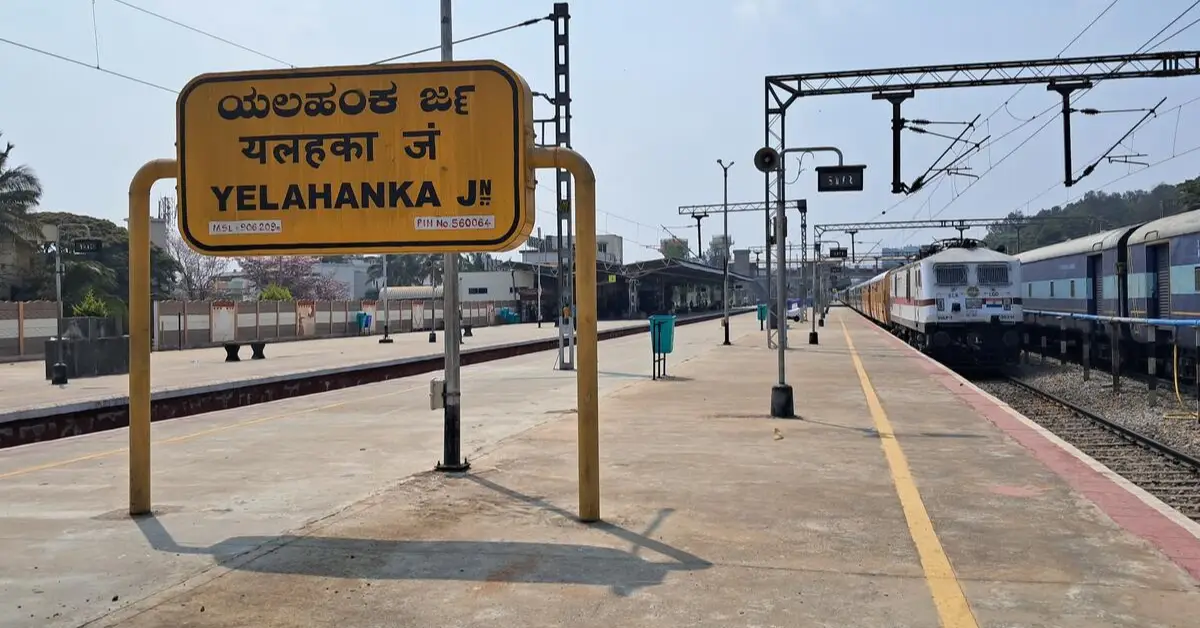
[176,60,535,255]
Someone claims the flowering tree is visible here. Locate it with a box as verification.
[159,196,229,299]
[237,255,347,300]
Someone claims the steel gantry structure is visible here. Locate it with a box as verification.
[679,199,808,328]
[814,215,1108,254]
[531,3,576,371]
[763,51,1200,328]
[765,51,1200,198]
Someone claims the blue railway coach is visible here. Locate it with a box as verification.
[1017,208,1200,374]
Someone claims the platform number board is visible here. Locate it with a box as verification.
[815,165,866,193]
[73,238,103,254]
[828,247,848,259]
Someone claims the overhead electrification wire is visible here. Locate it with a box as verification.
[4,0,299,92]
[108,0,294,67]
[370,16,549,65]
[866,0,1122,224]
[896,0,1200,244]
[1008,93,1200,213]
[0,35,176,93]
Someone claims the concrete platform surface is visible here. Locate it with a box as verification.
[0,317,754,628]
[6,310,1200,627]
[0,318,656,421]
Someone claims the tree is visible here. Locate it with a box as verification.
[659,238,689,260]
[236,255,348,300]
[157,196,230,299]
[983,183,1186,252]
[0,133,42,246]
[72,288,110,317]
[0,133,43,296]
[258,284,293,301]
[11,211,179,311]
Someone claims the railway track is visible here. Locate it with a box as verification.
[974,375,1200,522]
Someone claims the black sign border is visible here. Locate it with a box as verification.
[177,62,527,254]
[815,164,866,193]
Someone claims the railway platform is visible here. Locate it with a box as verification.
[3,309,1200,627]
[0,313,737,448]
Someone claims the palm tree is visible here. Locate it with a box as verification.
[0,133,43,244]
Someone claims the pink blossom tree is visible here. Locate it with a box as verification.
[236,256,348,300]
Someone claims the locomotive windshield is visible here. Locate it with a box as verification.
[933,264,968,286]
[976,264,1011,285]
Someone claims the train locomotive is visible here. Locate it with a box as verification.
[840,238,1023,366]
[1017,207,1200,380]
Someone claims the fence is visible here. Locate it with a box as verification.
[0,298,520,361]
[0,301,59,361]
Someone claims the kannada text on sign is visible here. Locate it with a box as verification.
[176,60,535,255]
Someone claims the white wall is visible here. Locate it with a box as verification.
[459,270,533,302]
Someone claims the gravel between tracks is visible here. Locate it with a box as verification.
[1010,359,1200,461]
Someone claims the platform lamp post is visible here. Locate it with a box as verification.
[717,158,734,346]
[753,146,793,418]
[378,254,393,344]
[44,222,94,386]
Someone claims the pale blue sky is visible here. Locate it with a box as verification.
[3,0,1200,261]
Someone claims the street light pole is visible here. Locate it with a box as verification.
[51,229,67,385]
[378,254,393,343]
[717,159,734,346]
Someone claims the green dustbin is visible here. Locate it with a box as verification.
[649,314,676,354]
[757,303,768,321]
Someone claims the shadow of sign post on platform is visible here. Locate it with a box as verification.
[132,476,711,598]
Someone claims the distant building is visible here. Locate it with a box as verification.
[881,245,920,258]
[380,269,534,303]
[521,234,623,266]
[313,258,373,299]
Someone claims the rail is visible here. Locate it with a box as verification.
[1004,375,1200,471]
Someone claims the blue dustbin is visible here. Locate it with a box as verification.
[649,314,676,354]
[757,303,768,321]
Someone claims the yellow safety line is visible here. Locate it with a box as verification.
[840,318,979,628]
[0,384,422,481]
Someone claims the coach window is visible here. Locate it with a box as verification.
[1070,280,1076,298]
[906,271,911,298]
[1028,283,1032,297]
[916,269,922,288]
[1050,281,1055,298]
[1194,266,1200,291]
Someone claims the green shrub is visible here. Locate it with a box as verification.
[259,283,293,301]
[72,288,110,317]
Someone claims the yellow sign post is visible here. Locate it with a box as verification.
[128,61,602,524]
[175,60,535,256]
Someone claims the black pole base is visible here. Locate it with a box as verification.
[51,362,68,386]
[379,336,394,344]
[435,460,471,472]
[770,384,795,418]
[808,331,819,345]
[818,318,825,327]
[428,331,437,343]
